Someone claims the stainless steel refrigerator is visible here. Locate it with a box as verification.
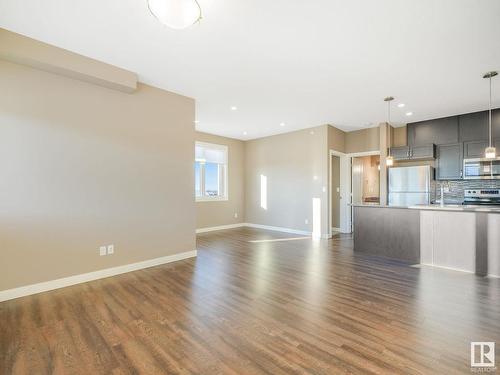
[388,165,433,206]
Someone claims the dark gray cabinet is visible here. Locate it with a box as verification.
[436,143,463,180]
[389,144,435,161]
[390,146,409,160]
[408,116,459,146]
[459,111,488,142]
[493,109,500,139]
[464,140,489,158]
[411,144,436,160]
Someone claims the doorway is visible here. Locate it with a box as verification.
[351,155,380,205]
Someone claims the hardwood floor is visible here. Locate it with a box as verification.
[1,227,499,374]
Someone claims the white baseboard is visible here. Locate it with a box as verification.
[196,223,245,233]
[418,263,475,274]
[244,223,311,236]
[0,250,197,303]
[197,222,330,239]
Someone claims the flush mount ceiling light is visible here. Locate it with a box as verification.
[384,96,395,167]
[280,122,286,127]
[147,0,202,30]
[397,103,405,108]
[484,71,498,159]
[405,111,413,116]
[231,106,238,111]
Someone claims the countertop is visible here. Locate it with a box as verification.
[351,203,500,213]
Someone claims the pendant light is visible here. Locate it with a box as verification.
[148,0,202,30]
[484,71,498,159]
[384,96,395,166]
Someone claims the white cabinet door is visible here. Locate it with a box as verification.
[420,211,476,273]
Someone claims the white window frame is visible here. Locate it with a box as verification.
[195,141,228,202]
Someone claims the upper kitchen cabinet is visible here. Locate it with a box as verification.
[459,111,489,142]
[493,109,500,139]
[408,116,459,147]
[436,143,463,180]
[390,146,410,160]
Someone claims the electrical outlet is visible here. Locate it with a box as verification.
[305,219,309,225]
[99,246,107,256]
[107,244,114,255]
[234,212,238,218]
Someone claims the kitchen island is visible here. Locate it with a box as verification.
[352,204,500,277]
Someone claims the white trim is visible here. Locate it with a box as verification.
[196,196,229,202]
[346,150,381,157]
[196,222,330,239]
[329,149,351,235]
[245,223,312,236]
[417,263,475,274]
[196,223,245,233]
[331,227,341,231]
[0,250,197,302]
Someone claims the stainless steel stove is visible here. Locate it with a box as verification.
[463,189,500,205]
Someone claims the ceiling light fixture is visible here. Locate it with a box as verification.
[405,112,413,116]
[484,71,498,159]
[280,122,286,127]
[231,106,238,111]
[397,103,405,108]
[243,131,248,136]
[384,96,394,167]
[147,0,202,30]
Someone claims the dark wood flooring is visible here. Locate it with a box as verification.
[1,227,499,374]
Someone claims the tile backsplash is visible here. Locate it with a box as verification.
[434,180,500,204]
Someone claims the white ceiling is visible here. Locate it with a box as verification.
[1,0,499,140]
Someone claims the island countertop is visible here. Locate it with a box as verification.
[350,203,500,213]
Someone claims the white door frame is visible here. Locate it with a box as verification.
[329,149,348,235]
[329,150,381,236]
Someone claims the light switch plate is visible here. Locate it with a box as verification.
[107,244,114,255]
[99,246,107,256]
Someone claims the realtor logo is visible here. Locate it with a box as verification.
[471,342,495,369]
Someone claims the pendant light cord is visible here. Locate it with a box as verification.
[387,100,391,157]
[489,75,492,148]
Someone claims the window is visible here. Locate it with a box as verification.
[195,142,228,201]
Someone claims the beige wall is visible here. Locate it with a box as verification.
[393,126,407,147]
[0,28,137,93]
[196,132,245,229]
[0,59,195,291]
[328,125,346,152]
[345,127,380,154]
[245,125,329,236]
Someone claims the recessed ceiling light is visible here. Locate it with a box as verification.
[397,103,405,108]
[405,112,413,116]
[231,106,238,111]
[243,131,247,135]
[280,122,286,127]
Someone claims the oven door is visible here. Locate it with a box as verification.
[463,158,500,179]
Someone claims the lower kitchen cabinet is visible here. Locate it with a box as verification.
[420,211,476,272]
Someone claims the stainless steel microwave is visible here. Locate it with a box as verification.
[463,157,500,179]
